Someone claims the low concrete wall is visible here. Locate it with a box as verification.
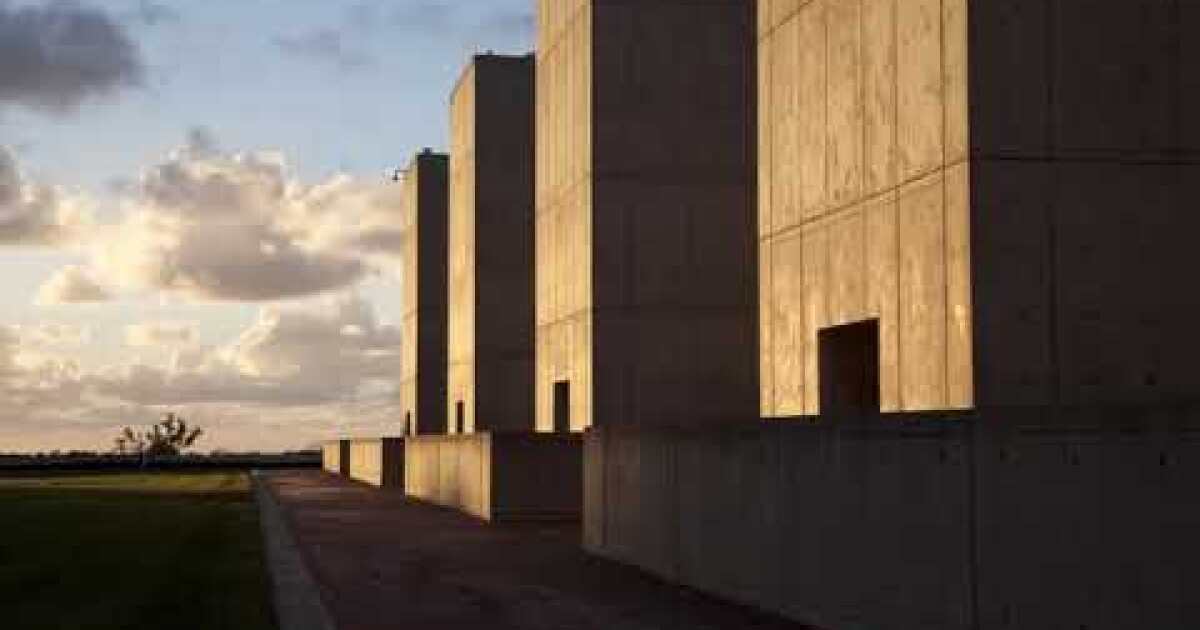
[321,442,341,475]
[347,438,405,488]
[584,405,1200,630]
[405,432,581,521]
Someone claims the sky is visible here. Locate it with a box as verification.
[0,0,533,453]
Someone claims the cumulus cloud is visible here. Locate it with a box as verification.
[126,322,194,347]
[0,1,144,114]
[35,265,111,305]
[0,146,94,247]
[90,294,399,406]
[273,28,373,70]
[86,134,382,302]
[23,323,91,346]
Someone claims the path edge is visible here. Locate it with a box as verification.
[251,470,337,630]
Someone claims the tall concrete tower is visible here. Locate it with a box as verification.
[535,0,758,432]
[447,54,536,434]
[399,149,449,435]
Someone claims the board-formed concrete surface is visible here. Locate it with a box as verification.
[346,438,405,488]
[758,0,1200,417]
[584,407,1200,630]
[447,54,536,435]
[404,432,581,521]
[535,0,758,432]
[399,150,450,435]
[263,470,809,630]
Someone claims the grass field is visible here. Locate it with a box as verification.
[0,472,276,630]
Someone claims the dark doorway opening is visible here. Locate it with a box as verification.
[819,320,881,418]
[553,381,571,433]
[455,401,465,434]
[405,412,413,436]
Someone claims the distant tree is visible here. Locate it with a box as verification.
[113,413,204,465]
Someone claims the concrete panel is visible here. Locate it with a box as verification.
[347,439,382,487]
[942,0,968,165]
[321,442,341,475]
[491,433,581,521]
[863,0,897,196]
[768,14,801,234]
[898,171,946,410]
[800,223,828,416]
[865,191,901,412]
[769,232,805,416]
[759,237,775,415]
[896,0,943,181]
[826,0,864,209]
[828,205,867,327]
[796,2,827,219]
[1051,1,1174,157]
[967,0,1050,157]
[945,161,973,409]
[969,161,1055,407]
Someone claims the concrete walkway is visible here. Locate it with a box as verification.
[261,470,808,630]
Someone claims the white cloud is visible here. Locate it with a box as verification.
[35,265,111,305]
[90,293,399,407]
[126,322,195,347]
[83,134,397,302]
[0,146,95,247]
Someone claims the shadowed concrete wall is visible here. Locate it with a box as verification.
[404,433,582,521]
[535,0,758,432]
[759,0,1199,416]
[347,438,405,488]
[400,151,450,435]
[967,1,1200,409]
[585,409,1200,629]
[448,54,536,434]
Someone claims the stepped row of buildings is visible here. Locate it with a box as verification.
[324,1,1199,628]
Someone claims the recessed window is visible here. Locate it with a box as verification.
[553,381,571,433]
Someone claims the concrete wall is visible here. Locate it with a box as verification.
[405,432,582,521]
[346,438,405,488]
[758,0,972,417]
[448,55,536,434]
[968,1,1200,409]
[400,151,450,435]
[321,442,341,475]
[585,407,1200,629]
[535,0,758,432]
[760,0,1200,416]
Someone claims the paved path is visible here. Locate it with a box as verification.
[262,470,808,630]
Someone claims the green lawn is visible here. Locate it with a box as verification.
[0,472,276,630]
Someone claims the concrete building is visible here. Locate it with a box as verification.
[447,54,536,435]
[535,0,758,432]
[585,2,1199,629]
[399,150,450,436]
[758,0,1198,417]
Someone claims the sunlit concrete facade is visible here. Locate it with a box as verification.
[447,54,536,435]
[399,150,450,435]
[758,0,971,416]
[535,0,758,432]
[759,0,1198,417]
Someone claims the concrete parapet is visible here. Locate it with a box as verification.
[405,432,582,522]
[321,440,351,477]
[346,438,405,489]
[584,406,1200,629]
